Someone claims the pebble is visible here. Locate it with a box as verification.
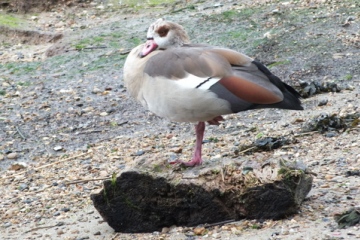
[318,99,328,106]
[76,237,90,240]
[23,198,33,204]
[78,217,88,222]
[167,154,178,163]
[211,154,222,161]
[82,107,94,112]
[0,154,4,160]
[92,87,101,94]
[193,227,206,235]
[231,130,241,136]
[3,222,12,228]
[54,146,63,151]
[7,152,18,159]
[18,183,28,191]
[4,208,17,218]
[325,132,337,138]
[0,3,358,240]
[16,52,24,59]
[325,175,333,180]
[54,21,65,28]
[171,147,182,153]
[61,207,70,212]
[134,150,145,156]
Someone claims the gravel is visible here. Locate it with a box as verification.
[1,0,360,239]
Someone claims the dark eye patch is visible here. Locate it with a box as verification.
[157,26,169,37]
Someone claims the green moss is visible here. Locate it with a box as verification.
[267,60,291,68]
[110,121,118,127]
[251,224,261,229]
[148,0,175,4]
[129,37,141,46]
[152,164,162,173]
[93,36,104,43]
[221,10,238,20]
[75,44,87,50]
[17,81,31,87]
[110,32,123,38]
[109,41,120,48]
[208,137,219,143]
[129,0,175,6]
[255,132,264,139]
[0,14,21,27]
[344,74,353,81]
[278,167,304,186]
[111,172,117,186]
[83,53,127,72]
[110,0,175,8]
[351,118,360,128]
[206,7,261,23]
[3,62,41,75]
[228,31,247,41]
[73,36,105,50]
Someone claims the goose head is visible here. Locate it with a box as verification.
[140,18,190,57]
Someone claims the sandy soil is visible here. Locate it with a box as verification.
[0,0,359,239]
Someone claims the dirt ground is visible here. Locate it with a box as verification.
[0,0,359,239]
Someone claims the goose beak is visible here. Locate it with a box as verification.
[140,39,158,58]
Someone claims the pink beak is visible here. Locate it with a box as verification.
[140,39,158,58]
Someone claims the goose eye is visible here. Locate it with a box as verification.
[157,26,169,37]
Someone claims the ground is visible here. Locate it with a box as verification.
[0,0,359,239]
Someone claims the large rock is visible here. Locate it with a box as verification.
[91,157,312,233]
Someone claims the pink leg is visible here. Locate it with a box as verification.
[177,121,205,167]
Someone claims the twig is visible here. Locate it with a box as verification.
[280,145,296,149]
[72,46,108,51]
[348,127,360,132]
[83,46,107,50]
[118,121,128,126]
[23,222,65,234]
[68,46,108,52]
[111,233,120,240]
[8,153,88,178]
[171,6,189,13]
[293,131,319,137]
[76,129,104,135]
[238,146,256,154]
[220,167,225,182]
[204,219,236,228]
[34,185,53,194]
[16,126,26,140]
[65,177,111,185]
[119,50,131,55]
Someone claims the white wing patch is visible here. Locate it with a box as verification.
[175,74,221,90]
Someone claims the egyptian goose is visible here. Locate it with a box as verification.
[123,18,303,167]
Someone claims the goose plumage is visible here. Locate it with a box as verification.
[123,18,303,166]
